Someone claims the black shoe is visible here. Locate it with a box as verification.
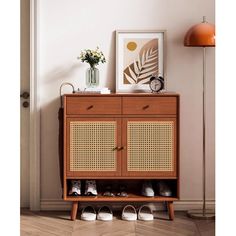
[117,185,128,197]
[156,181,172,197]
[103,185,115,197]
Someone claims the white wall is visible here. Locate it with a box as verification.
[38,0,215,208]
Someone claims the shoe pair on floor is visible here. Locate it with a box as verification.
[142,181,172,197]
[81,205,153,221]
[81,205,112,221]
[122,205,154,221]
[68,180,97,196]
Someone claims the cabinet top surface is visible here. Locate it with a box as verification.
[64,92,179,97]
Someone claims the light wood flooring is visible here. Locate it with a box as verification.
[21,209,215,236]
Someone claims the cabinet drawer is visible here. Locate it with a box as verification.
[66,97,122,115]
[123,97,177,115]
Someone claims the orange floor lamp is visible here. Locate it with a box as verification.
[184,16,215,219]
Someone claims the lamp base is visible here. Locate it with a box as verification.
[187,209,215,220]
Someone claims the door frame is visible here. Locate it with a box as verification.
[29,0,40,210]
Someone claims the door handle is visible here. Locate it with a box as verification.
[143,105,150,110]
[87,105,94,110]
[22,101,29,108]
[20,92,30,99]
[113,146,126,151]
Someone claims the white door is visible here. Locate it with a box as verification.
[20,0,30,208]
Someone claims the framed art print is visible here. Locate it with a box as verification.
[116,30,166,93]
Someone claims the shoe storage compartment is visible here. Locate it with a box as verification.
[65,117,122,177]
[66,179,178,201]
[63,93,179,220]
[122,117,177,177]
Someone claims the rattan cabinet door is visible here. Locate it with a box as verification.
[66,118,122,177]
[122,118,177,177]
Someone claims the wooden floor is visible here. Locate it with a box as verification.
[21,209,215,236]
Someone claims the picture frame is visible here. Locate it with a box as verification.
[116,30,166,93]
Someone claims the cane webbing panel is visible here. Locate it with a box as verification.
[127,121,174,171]
[70,121,117,171]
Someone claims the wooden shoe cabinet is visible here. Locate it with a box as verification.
[63,93,180,220]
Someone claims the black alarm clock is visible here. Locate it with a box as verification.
[149,76,164,93]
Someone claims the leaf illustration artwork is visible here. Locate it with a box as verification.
[123,39,159,84]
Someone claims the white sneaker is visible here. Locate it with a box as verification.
[141,181,154,197]
[84,180,97,196]
[68,180,81,196]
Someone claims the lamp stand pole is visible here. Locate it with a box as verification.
[187,47,215,220]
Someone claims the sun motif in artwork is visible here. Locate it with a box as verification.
[127,41,137,51]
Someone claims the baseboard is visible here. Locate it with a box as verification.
[40,199,215,211]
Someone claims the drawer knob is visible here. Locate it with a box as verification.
[143,105,150,110]
[87,105,94,110]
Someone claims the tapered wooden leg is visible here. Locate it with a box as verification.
[167,201,174,220]
[71,202,78,221]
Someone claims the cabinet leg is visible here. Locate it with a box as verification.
[167,201,174,220]
[71,202,78,221]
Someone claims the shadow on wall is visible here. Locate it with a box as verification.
[42,31,117,91]
[42,62,82,86]
[39,31,117,200]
